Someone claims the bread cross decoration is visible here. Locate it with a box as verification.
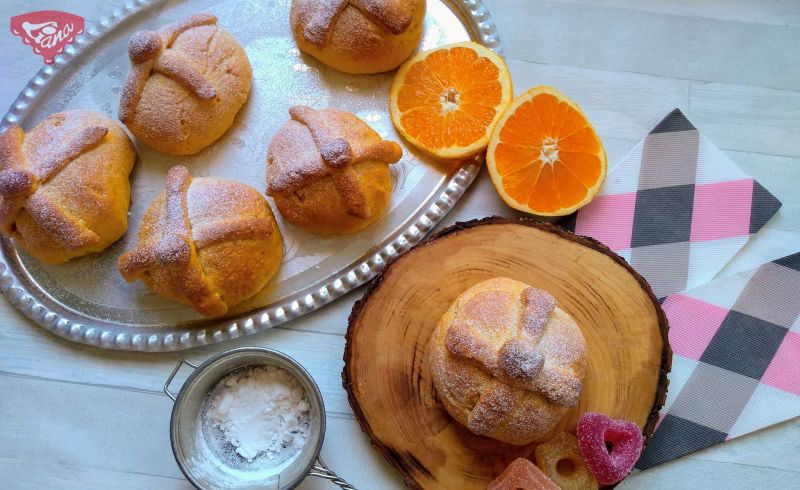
[119,13,218,124]
[118,166,274,317]
[0,123,108,248]
[267,105,402,219]
[300,0,414,48]
[444,287,585,436]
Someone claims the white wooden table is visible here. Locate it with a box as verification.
[1,1,799,488]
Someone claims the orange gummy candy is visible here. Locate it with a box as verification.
[487,458,559,490]
[535,432,599,490]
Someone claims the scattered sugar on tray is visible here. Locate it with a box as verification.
[205,365,310,461]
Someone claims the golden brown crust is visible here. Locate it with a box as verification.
[272,161,392,234]
[290,0,426,74]
[294,0,351,50]
[289,105,354,167]
[0,126,32,234]
[118,165,283,318]
[119,13,252,155]
[119,166,226,317]
[25,192,101,250]
[0,110,136,264]
[152,49,217,100]
[120,14,218,121]
[430,277,588,445]
[272,106,402,190]
[352,0,414,34]
[160,12,218,46]
[330,168,370,219]
[294,0,415,48]
[267,106,401,234]
[193,216,273,249]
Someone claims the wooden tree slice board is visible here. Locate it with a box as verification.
[343,217,671,489]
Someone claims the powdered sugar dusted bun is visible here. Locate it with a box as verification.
[290,0,426,74]
[0,110,136,264]
[119,14,252,155]
[429,277,588,445]
[118,166,282,318]
[267,106,402,234]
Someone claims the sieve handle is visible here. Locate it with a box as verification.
[308,457,357,489]
[163,359,199,402]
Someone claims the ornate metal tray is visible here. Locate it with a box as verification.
[0,0,501,351]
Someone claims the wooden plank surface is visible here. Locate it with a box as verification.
[1,0,799,488]
[487,0,800,90]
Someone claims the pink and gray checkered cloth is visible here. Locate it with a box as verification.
[562,109,798,468]
[641,253,800,467]
[563,109,781,299]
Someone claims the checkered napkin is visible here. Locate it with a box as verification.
[562,109,782,298]
[637,252,800,468]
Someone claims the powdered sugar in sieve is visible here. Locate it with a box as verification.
[197,365,311,472]
[166,348,354,489]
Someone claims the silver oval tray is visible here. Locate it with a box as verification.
[0,0,501,351]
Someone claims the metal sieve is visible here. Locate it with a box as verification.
[164,347,355,489]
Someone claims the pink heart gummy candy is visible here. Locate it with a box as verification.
[576,412,644,485]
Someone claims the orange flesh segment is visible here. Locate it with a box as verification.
[396,47,504,150]
[494,93,603,213]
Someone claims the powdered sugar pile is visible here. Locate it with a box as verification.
[205,365,311,462]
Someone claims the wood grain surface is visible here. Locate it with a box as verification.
[1,1,799,489]
[344,218,670,488]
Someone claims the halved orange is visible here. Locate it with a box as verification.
[389,41,513,160]
[487,86,607,216]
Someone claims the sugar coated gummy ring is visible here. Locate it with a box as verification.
[535,431,598,490]
[576,412,644,485]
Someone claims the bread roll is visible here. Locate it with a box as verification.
[0,109,136,264]
[119,13,252,155]
[290,0,426,74]
[430,277,588,445]
[118,166,282,318]
[267,105,402,234]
